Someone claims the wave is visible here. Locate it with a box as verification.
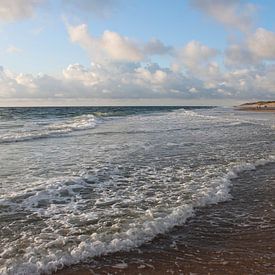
[1,155,274,275]
[0,114,100,144]
[183,110,219,119]
[176,109,274,130]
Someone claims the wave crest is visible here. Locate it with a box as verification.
[0,114,99,144]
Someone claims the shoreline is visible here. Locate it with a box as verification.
[56,162,275,275]
[236,108,275,112]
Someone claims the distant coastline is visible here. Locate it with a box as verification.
[236,101,275,112]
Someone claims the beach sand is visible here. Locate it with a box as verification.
[237,108,275,112]
[56,162,275,274]
[237,101,275,112]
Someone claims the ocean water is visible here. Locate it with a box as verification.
[0,106,274,274]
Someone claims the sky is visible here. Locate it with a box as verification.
[1,0,275,106]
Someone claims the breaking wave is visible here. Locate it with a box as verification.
[1,155,274,275]
[0,114,100,144]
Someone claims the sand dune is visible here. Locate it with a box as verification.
[237,101,275,111]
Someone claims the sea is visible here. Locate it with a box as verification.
[0,106,274,274]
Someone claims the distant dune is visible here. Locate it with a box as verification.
[236,101,275,111]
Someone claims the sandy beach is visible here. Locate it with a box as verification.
[236,101,275,112]
[57,162,275,275]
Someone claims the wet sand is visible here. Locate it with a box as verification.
[57,163,275,274]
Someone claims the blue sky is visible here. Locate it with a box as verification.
[0,0,226,73]
[1,0,275,106]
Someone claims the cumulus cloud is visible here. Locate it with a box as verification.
[63,63,100,86]
[0,63,205,99]
[247,28,275,60]
[172,40,220,80]
[190,0,257,32]
[66,23,222,83]
[66,23,173,63]
[1,59,275,102]
[67,23,144,62]
[177,40,218,67]
[0,66,63,98]
[100,31,144,62]
[135,67,168,84]
[225,44,254,67]
[65,24,224,93]
[225,28,275,67]
[144,38,173,56]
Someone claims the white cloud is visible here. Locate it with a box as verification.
[247,28,275,60]
[190,0,257,32]
[0,63,198,99]
[178,40,218,67]
[101,30,144,62]
[135,67,168,85]
[225,28,275,67]
[66,23,173,63]
[67,23,144,62]
[15,73,37,89]
[172,40,220,80]
[144,38,173,56]
[224,44,257,67]
[0,0,44,22]
[1,60,275,102]
[63,63,100,86]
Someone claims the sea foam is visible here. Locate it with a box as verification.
[0,114,99,144]
[1,155,274,275]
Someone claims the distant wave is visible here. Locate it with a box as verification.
[0,114,100,144]
[176,109,274,129]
